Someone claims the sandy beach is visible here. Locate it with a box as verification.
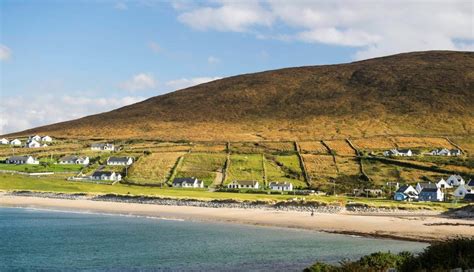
[1,194,472,242]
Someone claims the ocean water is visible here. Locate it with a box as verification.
[0,207,427,271]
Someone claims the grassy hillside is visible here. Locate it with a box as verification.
[4,51,473,141]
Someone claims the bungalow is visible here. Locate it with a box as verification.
[26,140,41,148]
[172,177,204,188]
[454,184,472,198]
[10,139,21,146]
[106,156,133,166]
[416,182,438,194]
[6,156,39,165]
[429,148,462,156]
[41,136,53,142]
[91,143,115,151]
[0,138,9,145]
[394,185,418,201]
[418,187,444,202]
[383,149,413,157]
[227,180,260,189]
[446,175,465,187]
[29,135,41,142]
[268,181,293,191]
[58,156,90,165]
[436,178,452,189]
[90,171,121,181]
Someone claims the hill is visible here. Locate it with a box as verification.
[6,51,474,141]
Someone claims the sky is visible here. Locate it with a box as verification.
[0,0,473,134]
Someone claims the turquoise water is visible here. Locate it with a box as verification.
[0,207,427,271]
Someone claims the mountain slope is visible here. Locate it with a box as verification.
[7,51,474,141]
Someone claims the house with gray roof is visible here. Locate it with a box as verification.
[172,177,204,188]
[269,181,293,191]
[107,156,133,166]
[0,138,9,145]
[227,180,260,189]
[415,182,438,193]
[418,187,444,202]
[91,143,115,151]
[59,156,89,165]
[6,156,39,165]
[454,184,472,198]
[383,149,413,157]
[90,171,121,181]
[446,175,465,187]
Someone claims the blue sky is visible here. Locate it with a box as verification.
[0,0,472,134]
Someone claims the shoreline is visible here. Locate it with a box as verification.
[1,193,472,243]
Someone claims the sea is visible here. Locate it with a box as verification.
[0,207,428,271]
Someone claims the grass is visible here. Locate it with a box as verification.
[335,156,360,176]
[265,154,307,188]
[353,137,397,150]
[0,162,83,173]
[392,136,455,149]
[298,141,328,154]
[230,142,295,154]
[362,159,444,185]
[191,143,226,153]
[127,152,184,184]
[302,154,338,184]
[323,140,356,156]
[227,154,264,183]
[0,174,467,211]
[175,153,227,186]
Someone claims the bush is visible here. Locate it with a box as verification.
[305,238,474,272]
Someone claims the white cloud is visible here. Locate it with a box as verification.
[166,76,222,91]
[119,73,157,92]
[114,2,128,10]
[174,0,474,60]
[0,44,12,61]
[0,95,144,134]
[178,1,274,32]
[207,56,220,64]
[148,41,161,53]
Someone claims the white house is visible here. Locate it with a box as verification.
[26,140,42,148]
[106,156,133,166]
[90,171,121,181]
[91,143,115,151]
[227,180,260,189]
[0,138,9,145]
[416,182,438,194]
[436,178,452,189]
[41,136,53,142]
[58,156,89,165]
[10,139,21,146]
[394,185,418,201]
[172,177,204,188]
[454,184,472,198]
[269,181,293,191]
[446,175,465,187]
[30,135,41,142]
[383,149,413,157]
[429,148,462,156]
[6,156,39,165]
[418,187,444,202]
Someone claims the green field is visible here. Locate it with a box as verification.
[0,163,83,173]
[175,153,226,186]
[265,154,307,188]
[0,174,467,211]
[227,154,264,184]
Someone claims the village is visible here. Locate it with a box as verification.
[0,135,472,204]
